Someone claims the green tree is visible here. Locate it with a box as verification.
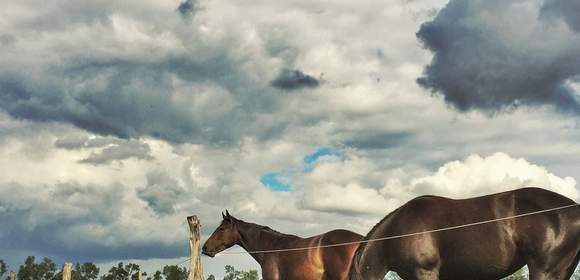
[504,268,527,280]
[222,265,259,280]
[146,271,163,280]
[17,256,58,280]
[161,265,188,280]
[72,262,100,280]
[0,260,7,279]
[385,272,402,280]
[572,266,580,280]
[206,275,215,280]
[101,262,141,280]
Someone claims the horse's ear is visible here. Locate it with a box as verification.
[222,211,226,219]
[225,210,231,219]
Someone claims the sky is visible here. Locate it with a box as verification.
[0,0,580,277]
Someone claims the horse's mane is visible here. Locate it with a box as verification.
[260,225,298,237]
[235,218,299,238]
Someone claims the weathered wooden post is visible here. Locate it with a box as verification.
[62,262,72,280]
[137,271,143,280]
[187,215,203,280]
[9,271,16,280]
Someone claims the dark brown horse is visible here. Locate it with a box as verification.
[349,187,580,280]
[203,211,363,280]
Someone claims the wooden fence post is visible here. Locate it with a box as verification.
[137,271,142,280]
[62,262,72,280]
[187,215,203,280]
[9,271,15,280]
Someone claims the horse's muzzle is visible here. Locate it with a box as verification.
[202,245,216,257]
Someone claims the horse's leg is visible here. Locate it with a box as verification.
[528,249,579,280]
[561,249,580,280]
[261,259,280,280]
[321,269,344,280]
[408,234,440,280]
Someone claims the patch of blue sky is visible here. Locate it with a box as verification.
[260,172,292,192]
[260,147,344,192]
[303,147,343,172]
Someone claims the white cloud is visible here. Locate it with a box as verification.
[300,183,393,215]
[296,152,578,217]
[404,152,579,200]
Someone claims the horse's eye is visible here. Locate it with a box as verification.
[219,227,226,231]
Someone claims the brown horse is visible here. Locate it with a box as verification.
[202,211,363,280]
[349,187,580,280]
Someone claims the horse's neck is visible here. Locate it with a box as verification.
[235,221,298,264]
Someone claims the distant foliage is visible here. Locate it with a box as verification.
[504,268,527,280]
[206,265,259,280]
[386,272,402,280]
[146,270,163,280]
[223,265,259,280]
[573,266,580,280]
[160,265,188,280]
[0,260,7,279]
[17,256,58,280]
[100,262,141,280]
[72,263,100,280]
[5,256,578,280]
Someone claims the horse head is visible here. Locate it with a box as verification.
[202,210,241,257]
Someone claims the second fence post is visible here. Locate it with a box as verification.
[62,263,72,280]
[187,215,203,280]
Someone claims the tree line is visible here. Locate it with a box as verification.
[1,257,577,280]
[0,257,258,280]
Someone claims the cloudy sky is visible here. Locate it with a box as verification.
[1,0,580,277]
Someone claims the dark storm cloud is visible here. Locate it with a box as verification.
[343,131,411,150]
[79,140,153,165]
[0,71,197,142]
[137,171,184,215]
[0,0,297,147]
[0,52,273,145]
[177,0,199,17]
[0,34,15,46]
[0,182,187,261]
[416,0,580,114]
[54,135,154,165]
[271,69,321,90]
[541,0,580,32]
[54,135,122,150]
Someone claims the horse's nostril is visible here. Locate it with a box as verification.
[202,245,207,251]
